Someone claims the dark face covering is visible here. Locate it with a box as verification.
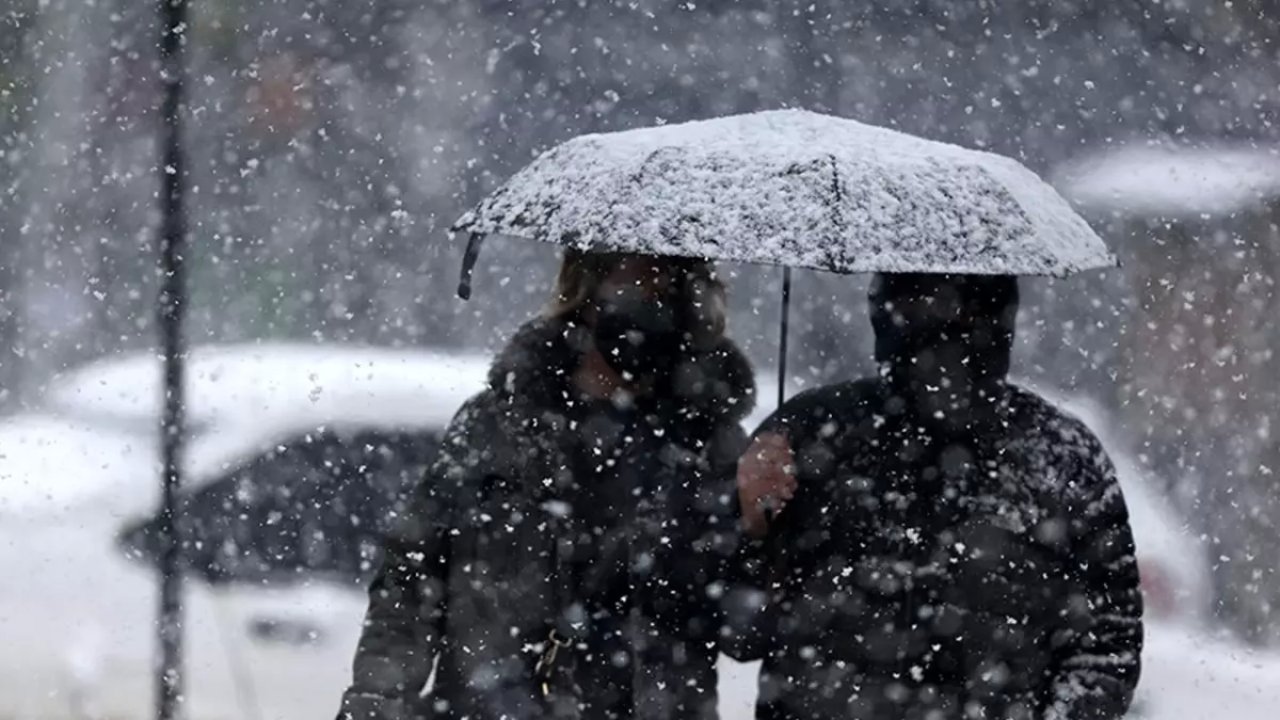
[591,288,687,384]
[869,273,1019,436]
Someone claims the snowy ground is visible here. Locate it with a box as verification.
[1133,625,1280,720]
[717,627,1280,720]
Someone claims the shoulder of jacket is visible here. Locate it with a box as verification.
[432,389,522,483]
[1004,387,1117,505]
[1006,387,1107,455]
[436,386,577,495]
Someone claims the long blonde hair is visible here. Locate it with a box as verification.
[546,249,728,345]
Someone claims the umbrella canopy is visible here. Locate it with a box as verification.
[454,109,1114,277]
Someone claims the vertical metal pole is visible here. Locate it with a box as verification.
[777,266,791,408]
[156,1,188,720]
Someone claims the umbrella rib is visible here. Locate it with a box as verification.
[829,153,844,266]
[829,153,843,205]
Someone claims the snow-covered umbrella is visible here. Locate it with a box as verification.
[453,109,1114,405]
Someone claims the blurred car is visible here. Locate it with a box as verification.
[45,342,486,440]
[1,344,487,720]
[47,342,495,589]
[117,426,439,588]
[2,346,1275,720]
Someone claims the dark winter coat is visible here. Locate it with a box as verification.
[338,317,755,720]
[725,276,1143,720]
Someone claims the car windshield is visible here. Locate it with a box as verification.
[118,428,439,586]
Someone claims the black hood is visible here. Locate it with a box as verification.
[869,273,1019,430]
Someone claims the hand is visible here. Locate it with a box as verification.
[737,432,797,538]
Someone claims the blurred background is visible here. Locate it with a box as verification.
[2,1,1280,719]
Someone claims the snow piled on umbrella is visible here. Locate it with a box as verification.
[455,109,1113,276]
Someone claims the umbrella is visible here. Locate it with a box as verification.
[453,109,1114,406]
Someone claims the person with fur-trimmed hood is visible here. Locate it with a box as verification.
[338,251,755,720]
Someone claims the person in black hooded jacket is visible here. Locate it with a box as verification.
[725,273,1143,720]
[337,250,755,720]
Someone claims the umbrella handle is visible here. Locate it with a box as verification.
[457,233,486,300]
[777,266,791,409]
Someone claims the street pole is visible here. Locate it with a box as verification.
[156,1,188,719]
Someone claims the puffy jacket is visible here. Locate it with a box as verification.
[725,274,1143,720]
[339,317,755,720]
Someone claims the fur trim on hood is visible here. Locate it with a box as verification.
[487,316,757,428]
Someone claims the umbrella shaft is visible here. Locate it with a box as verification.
[778,266,791,409]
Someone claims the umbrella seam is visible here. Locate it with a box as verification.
[829,153,844,268]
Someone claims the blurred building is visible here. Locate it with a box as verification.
[1059,144,1280,642]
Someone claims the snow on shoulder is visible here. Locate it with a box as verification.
[456,109,1113,277]
[1057,144,1280,218]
